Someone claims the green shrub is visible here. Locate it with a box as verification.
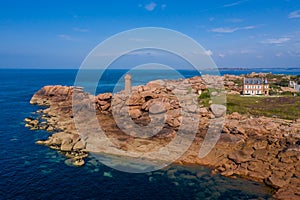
[281,91,293,96]
[199,90,210,99]
[233,79,243,86]
[278,79,289,87]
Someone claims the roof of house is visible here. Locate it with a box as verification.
[244,78,268,85]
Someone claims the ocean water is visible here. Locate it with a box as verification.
[1,68,297,199]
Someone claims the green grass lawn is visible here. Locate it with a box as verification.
[226,95,300,120]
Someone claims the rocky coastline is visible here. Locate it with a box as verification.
[25,76,300,199]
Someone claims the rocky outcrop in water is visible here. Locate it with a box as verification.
[25,76,300,199]
[27,85,88,166]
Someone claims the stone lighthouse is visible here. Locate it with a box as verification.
[124,74,131,94]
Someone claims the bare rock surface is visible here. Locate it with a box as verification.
[25,76,300,199]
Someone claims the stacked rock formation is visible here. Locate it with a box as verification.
[25,75,300,199]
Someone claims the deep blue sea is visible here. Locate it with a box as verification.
[1,68,298,199]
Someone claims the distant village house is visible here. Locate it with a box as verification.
[289,81,300,92]
[243,78,269,95]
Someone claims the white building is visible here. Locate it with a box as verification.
[243,78,269,95]
[289,81,300,92]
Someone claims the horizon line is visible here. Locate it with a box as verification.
[0,67,300,70]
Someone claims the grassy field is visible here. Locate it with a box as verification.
[226,95,300,120]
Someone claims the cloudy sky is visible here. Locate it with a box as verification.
[0,0,300,68]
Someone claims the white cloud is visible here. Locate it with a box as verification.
[204,50,213,56]
[192,50,213,56]
[262,37,290,44]
[58,34,74,41]
[145,2,157,11]
[243,26,256,29]
[225,18,244,23]
[240,49,253,54]
[287,50,300,57]
[225,49,256,56]
[73,27,89,32]
[223,0,248,7]
[209,17,215,22]
[211,27,238,33]
[288,10,300,19]
[219,54,225,58]
[211,25,256,33]
[140,2,166,11]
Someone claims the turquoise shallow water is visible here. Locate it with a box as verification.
[0,68,294,199]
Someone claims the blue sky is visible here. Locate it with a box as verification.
[0,0,300,69]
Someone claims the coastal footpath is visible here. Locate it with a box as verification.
[25,75,300,199]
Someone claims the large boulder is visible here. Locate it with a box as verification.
[126,94,145,106]
[73,159,85,166]
[142,98,173,112]
[166,109,182,127]
[185,105,198,113]
[30,85,72,104]
[210,104,226,117]
[52,132,73,140]
[100,103,111,111]
[166,117,182,128]
[73,140,85,150]
[265,174,288,189]
[61,137,73,151]
[228,149,254,164]
[146,80,165,89]
[129,109,142,119]
[149,103,166,114]
[96,93,112,101]
[97,100,108,106]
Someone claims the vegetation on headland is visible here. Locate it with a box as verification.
[198,92,210,108]
[227,95,300,120]
[253,73,300,95]
[199,72,300,120]
[199,91,300,120]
